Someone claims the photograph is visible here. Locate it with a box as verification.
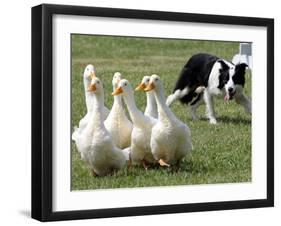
[71,34,252,191]
[31,4,273,221]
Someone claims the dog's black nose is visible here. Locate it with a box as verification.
[228,87,234,93]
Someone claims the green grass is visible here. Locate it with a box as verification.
[71,35,251,190]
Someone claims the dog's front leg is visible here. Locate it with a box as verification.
[190,94,203,120]
[235,92,252,114]
[203,91,217,124]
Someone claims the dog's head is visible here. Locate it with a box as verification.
[217,60,248,101]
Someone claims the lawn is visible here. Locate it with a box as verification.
[71,35,252,190]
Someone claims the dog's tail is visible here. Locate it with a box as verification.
[166,67,194,106]
[166,62,208,106]
[166,85,205,106]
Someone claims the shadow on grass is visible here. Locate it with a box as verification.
[113,162,200,176]
[218,116,251,125]
[138,156,211,175]
[197,115,251,125]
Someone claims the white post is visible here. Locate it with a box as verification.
[232,43,252,70]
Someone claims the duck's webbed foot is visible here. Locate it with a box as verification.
[158,159,170,167]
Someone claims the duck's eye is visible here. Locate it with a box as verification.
[124,83,127,86]
[97,81,100,84]
[155,78,159,81]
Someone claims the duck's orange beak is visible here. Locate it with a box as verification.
[87,83,96,92]
[144,82,155,92]
[135,83,146,91]
[112,86,123,96]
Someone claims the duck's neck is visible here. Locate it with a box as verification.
[145,91,157,116]
[122,92,146,125]
[153,86,175,123]
[84,77,93,112]
[88,92,106,130]
[112,86,123,107]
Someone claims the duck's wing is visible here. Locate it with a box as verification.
[121,147,131,161]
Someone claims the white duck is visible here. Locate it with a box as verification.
[135,76,158,119]
[104,72,133,149]
[112,79,157,168]
[144,74,193,166]
[72,64,109,143]
[76,77,127,176]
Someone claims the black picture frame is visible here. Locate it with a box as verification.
[31,3,274,222]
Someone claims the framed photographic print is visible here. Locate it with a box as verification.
[31,4,274,222]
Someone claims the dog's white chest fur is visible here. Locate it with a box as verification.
[207,62,223,95]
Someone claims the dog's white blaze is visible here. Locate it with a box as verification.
[225,77,235,92]
[223,61,236,95]
[225,65,236,94]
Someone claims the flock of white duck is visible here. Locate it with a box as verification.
[72,64,193,176]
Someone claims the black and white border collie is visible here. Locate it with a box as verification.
[166,53,251,124]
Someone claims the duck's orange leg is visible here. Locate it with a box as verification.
[158,159,170,167]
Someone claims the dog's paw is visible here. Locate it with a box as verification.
[209,118,217,124]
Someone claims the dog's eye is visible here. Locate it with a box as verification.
[223,74,229,82]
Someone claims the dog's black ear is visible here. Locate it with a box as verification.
[235,63,248,73]
[233,63,247,86]
[236,62,248,68]
[217,59,229,72]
